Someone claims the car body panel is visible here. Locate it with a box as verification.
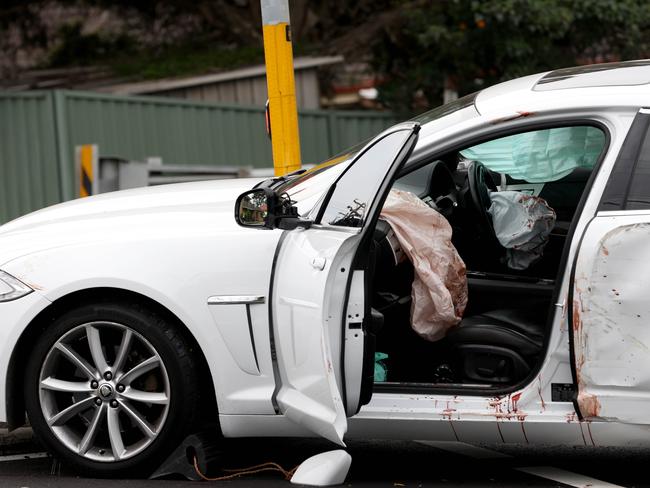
[207,301,262,376]
[573,212,650,423]
[0,178,284,418]
[534,60,650,92]
[218,406,650,447]
[0,291,52,421]
[0,178,263,267]
[0,107,626,436]
[4,63,650,452]
[475,67,650,118]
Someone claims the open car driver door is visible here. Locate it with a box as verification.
[270,122,420,445]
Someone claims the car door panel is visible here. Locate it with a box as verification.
[343,270,366,414]
[572,108,650,422]
[573,214,650,421]
[271,123,420,445]
[272,229,359,445]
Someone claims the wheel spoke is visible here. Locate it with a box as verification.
[112,329,133,375]
[86,325,109,374]
[107,407,125,461]
[54,343,96,379]
[78,403,105,455]
[117,356,160,385]
[39,321,172,462]
[121,388,168,405]
[48,396,95,427]
[119,401,156,439]
[41,377,93,394]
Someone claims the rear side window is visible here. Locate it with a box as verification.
[599,110,650,211]
[627,129,650,209]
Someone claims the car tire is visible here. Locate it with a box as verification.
[24,301,200,478]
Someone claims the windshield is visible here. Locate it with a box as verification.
[276,92,479,216]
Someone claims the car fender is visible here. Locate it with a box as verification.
[1,223,283,423]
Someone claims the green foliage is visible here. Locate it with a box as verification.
[6,0,650,109]
[49,23,134,66]
[46,23,267,79]
[374,0,650,110]
[107,41,315,80]
[110,43,265,80]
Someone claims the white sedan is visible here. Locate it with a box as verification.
[2,60,650,478]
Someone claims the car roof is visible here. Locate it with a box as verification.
[475,59,650,116]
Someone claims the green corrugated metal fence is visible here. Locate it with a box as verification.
[0,90,400,224]
[0,92,62,225]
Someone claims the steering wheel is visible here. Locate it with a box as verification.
[466,160,500,246]
[426,161,458,218]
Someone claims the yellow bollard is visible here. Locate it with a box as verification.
[261,0,302,176]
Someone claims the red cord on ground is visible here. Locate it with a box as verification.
[193,456,298,481]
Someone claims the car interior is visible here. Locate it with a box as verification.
[369,125,606,390]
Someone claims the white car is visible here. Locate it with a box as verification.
[3,60,650,478]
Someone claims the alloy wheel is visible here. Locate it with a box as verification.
[38,321,170,462]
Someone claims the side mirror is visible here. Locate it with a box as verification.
[235,188,272,228]
[234,188,311,230]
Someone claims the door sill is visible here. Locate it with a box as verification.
[374,381,519,396]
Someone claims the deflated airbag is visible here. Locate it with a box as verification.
[460,126,604,183]
[380,190,468,341]
[488,191,556,270]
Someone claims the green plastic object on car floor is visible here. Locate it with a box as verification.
[374,352,389,382]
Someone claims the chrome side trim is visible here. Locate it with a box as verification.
[596,209,650,217]
[207,295,266,305]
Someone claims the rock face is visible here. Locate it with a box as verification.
[0,2,200,80]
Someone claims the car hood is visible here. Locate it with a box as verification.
[0,178,262,267]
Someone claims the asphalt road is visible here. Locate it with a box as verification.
[2,430,650,487]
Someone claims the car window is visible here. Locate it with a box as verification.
[319,129,414,227]
[461,126,606,183]
[600,112,650,211]
[621,132,650,209]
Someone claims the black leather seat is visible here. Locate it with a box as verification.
[446,308,547,384]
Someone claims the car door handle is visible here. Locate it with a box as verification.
[311,257,327,270]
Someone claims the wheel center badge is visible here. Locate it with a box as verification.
[99,384,113,398]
